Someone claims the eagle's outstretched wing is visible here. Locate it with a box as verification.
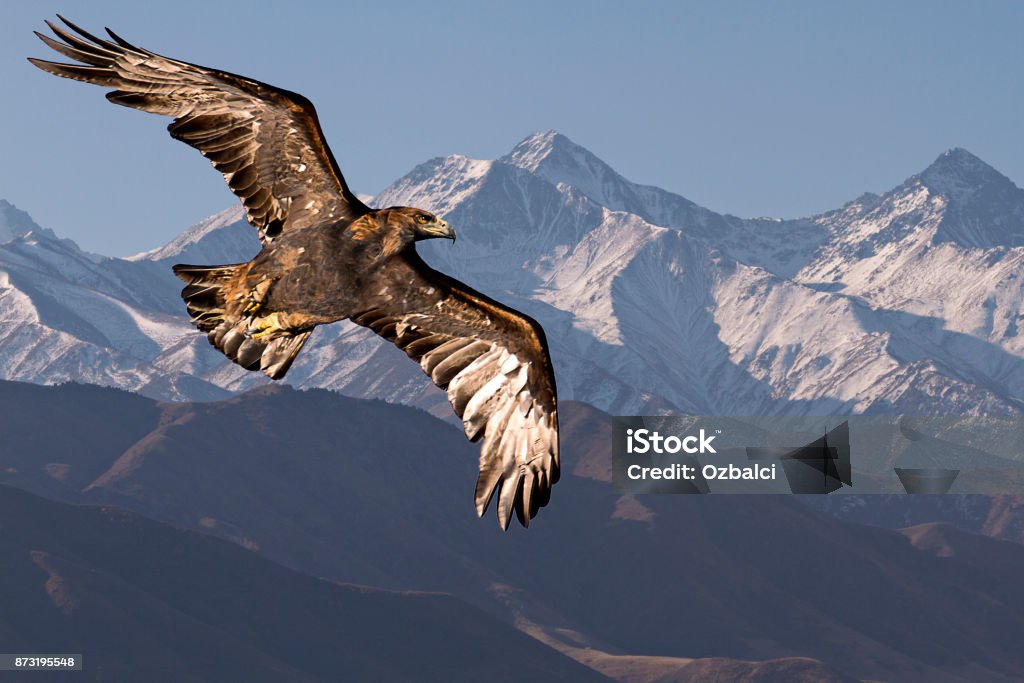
[352,253,559,530]
[29,16,370,243]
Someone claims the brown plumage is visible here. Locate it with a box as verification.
[31,16,559,529]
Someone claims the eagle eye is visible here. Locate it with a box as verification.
[416,214,430,224]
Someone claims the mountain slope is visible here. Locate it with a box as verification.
[370,134,1024,415]
[0,483,608,683]
[0,222,234,401]
[2,133,1023,417]
[4,379,1024,682]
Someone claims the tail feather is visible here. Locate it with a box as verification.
[172,263,312,380]
[173,263,243,332]
[260,331,314,379]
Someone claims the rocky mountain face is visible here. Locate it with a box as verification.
[1,134,1022,419]
[0,201,232,401]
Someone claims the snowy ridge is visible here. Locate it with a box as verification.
[1,133,1023,416]
[0,227,230,401]
[502,131,725,234]
[0,199,57,244]
[375,155,493,217]
[129,206,256,264]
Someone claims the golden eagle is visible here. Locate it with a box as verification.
[31,17,558,529]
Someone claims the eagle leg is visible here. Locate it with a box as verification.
[242,297,262,316]
[248,312,286,341]
[242,278,274,316]
[247,311,313,342]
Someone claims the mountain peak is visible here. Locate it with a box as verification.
[917,148,1012,198]
[0,199,55,244]
[865,148,1024,249]
[128,205,254,263]
[502,130,584,173]
[499,131,716,233]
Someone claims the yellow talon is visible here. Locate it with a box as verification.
[249,312,283,341]
[243,298,262,315]
[242,279,273,316]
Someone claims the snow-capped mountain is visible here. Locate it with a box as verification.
[128,205,253,265]
[0,201,232,401]
[0,200,53,243]
[1,133,1022,416]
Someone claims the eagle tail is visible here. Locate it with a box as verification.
[172,263,244,332]
[172,263,313,380]
[257,331,314,380]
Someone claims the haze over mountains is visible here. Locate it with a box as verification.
[1,132,1023,417]
[5,379,1024,682]
[0,482,605,683]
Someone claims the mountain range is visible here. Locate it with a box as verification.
[5,379,1024,682]
[2,132,1023,419]
[5,133,1024,679]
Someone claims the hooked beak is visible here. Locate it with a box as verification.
[423,219,456,243]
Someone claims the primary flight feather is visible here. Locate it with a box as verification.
[30,16,559,529]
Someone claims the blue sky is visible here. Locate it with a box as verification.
[1,1,1021,255]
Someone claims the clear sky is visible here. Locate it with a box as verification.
[1,1,1021,255]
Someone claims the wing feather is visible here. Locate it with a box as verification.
[351,254,559,530]
[30,16,370,243]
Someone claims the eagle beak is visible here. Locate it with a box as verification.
[428,219,456,242]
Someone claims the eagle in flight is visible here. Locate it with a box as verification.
[31,17,559,529]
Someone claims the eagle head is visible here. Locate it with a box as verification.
[385,207,456,243]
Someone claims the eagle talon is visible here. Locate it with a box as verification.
[242,279,273,315]
[242,297,263,316]
[248,311,284,341]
